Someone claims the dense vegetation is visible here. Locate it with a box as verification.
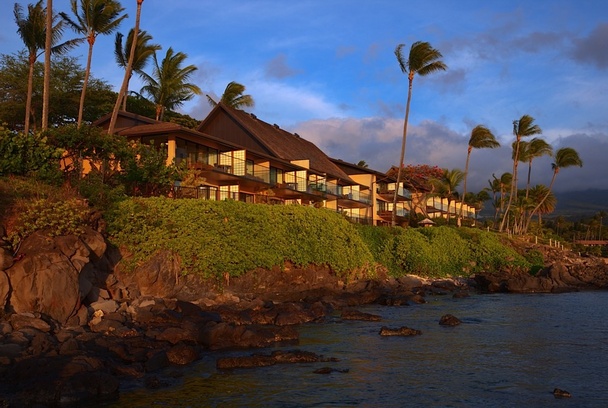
[1,174,538,280]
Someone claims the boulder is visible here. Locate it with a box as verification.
[0,248,13,271]
[439,314,462,326]
[0,270,9,311]
[114,250,182,299]
[166,343,199,365]
[7,248,81,323]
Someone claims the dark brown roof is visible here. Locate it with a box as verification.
[200,104,354,183]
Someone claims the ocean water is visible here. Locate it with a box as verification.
[103,291,608,407]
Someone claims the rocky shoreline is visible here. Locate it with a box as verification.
[1,228,607,406]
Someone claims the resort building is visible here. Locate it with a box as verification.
[95,104,474,226]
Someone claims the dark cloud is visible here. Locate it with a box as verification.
[264,54,300,79]
[570,23,608,69]
[291,117,608,194]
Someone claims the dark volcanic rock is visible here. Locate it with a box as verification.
[379,326,422,336]
[340,308,382,321]
[216,349,338,370]
[439,314,462,326]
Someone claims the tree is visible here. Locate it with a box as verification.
[520,137,552,198]
[500,115,542,232]
[207,81,254,110]
[356,160,369,168]
[140,47,202,121]
[114,28,159,110]
[392,41,447,226]
[433,168,464,223]
[60,0,127,127]
[460,125,499,223]
[528,147,583,228]
[0,52,115,129]
[109,0,145,135]
[13,1,78,134]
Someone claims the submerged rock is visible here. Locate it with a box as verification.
[378,326,422,336]
[439,314,462,326]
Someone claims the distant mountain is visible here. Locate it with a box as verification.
[552,189,608,219]
[478,189,608,220]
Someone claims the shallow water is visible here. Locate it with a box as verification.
[102,291,608,407]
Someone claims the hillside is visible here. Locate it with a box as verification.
[552,189,608,218]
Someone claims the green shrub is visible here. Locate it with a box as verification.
[8,198,89,246]
[107,197,374,279]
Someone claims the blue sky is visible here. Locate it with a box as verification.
[2,0,608,194]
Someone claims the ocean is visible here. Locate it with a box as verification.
[103,291,608,407]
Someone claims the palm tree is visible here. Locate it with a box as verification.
[140,47,202,121]
[460,125,499,223]
[433,168,464,223]
[114,27,160,110]
[14,1,78,134]
[528,147,583,226]
[500,115,542,232]
[392,41,447,227]
[60,0,127,127]
[207,81,254,110]
[42,0,52,131]
[356,160,369,168]
[522,137,553,198]
[526,184,556,230]
[108,0,143,136]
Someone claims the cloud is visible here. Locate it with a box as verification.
[264,54,301,79]
[570,23,608,69]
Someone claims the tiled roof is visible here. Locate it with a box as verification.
[209,104,354,183]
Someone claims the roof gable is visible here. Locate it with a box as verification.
[199,104,353,182]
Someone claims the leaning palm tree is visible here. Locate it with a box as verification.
[60,0,127,127]
[459,125,499,223]
[527,147,583,231]
[526,184,556,230]
[140,47,202,121]
[114,28,160,110]
[207,81,255,110]
[522,137,553,198]
[14,1,78,133]
[500,115,542,232]
[108,0,144,136]
[392,41,447,227]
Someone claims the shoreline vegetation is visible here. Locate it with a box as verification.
[1,177,607,406]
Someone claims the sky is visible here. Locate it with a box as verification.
[2,0,608,194]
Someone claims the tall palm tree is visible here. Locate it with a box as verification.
[42,0,52,131]
[522,137,553,198]
[14,1,78,134]
[460,125,499,223]
[140,47,202,121]
[207,81,254,110]
[60,0,127,127]
[528,147,583,227]
[500,114,542,232]
[392,41,447,227]
[114,27,160,110]
[108,0,143,136]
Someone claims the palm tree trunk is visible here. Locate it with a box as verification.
[500,136,521,232]
[25,54,35,134]
[109,0,143,135]
[459,147,472,224]
[526,170,558,232]
[42,0,52,131]
[78,39,95,127]
[392,75,413,227]
[525,160,532,199]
